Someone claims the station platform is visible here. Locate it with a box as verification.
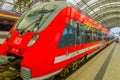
[66,42,120,80]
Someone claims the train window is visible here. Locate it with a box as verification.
[79,23,83,30]
[57,24,76,48]
[91,28,96,41]
[76,23,87,44]
[69,20,72,25]
[101,32,105,41]
[97,31,102,40]
[0,23,12,31]
[87,27,93,42]
[91,27,95,41]
[82,25,90,42]
[76,23,79,36]
[15,4,58,32]
[71,20,76,28]
[83,25,87,31]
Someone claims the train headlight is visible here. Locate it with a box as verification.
[27,34,39,47]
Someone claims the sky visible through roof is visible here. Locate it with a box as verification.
[0,0,14,10]
[68,0,120,36]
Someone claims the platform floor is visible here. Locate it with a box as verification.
[66,42,120,80]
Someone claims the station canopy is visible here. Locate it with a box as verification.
[0,0,120,29]
[73,0,120,30]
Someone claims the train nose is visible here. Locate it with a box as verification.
[8,32,40,50]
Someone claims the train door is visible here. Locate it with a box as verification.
[76,23,88,61]
[70,21,78,59]
[57,20,76,55]
[75,22,80,55]
[78,24,87,50]
[70,22,87,71]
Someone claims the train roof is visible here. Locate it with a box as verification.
[30,1,75,10]
[19,1,109,34]
[32,1,109,34]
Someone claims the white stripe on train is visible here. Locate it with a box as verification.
[54,43,102,64]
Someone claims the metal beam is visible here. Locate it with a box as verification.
[50,0,54,2]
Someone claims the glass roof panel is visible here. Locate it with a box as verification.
[2,3,14,10]
[0,0,14,10]
[6,0,14,3]
[0,2,2,5]
[87,0,98,5]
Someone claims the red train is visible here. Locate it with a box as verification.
[0,1,113,80]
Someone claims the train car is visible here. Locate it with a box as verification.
[0,9,20,31]
[0,1,113,80]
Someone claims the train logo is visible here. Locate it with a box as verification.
[13,37,22,45]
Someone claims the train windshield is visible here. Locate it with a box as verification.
[15,4,57,32]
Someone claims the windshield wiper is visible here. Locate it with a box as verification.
[19,14,44,35]
[17,4,55,34]
[18,10,54,34]
[38,9,55,13]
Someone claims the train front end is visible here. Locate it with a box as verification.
[0,2,67,79]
